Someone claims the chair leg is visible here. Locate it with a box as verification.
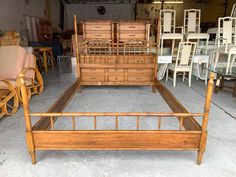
[173,71,177,87]
[229,55,235,73]
[213,51,220,70]
[226,53,231,75]
[189,71,192,87]
[161,39,164,56]
[166,68,169,82]
[183,72,185,82]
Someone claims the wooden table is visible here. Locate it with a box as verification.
[33,47,54,73]
[207,68,236,97]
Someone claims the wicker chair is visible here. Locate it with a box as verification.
[0,46,43,117]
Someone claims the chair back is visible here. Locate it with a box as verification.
[24,54,36,79]
[184,9,201,34]
[0,46,26,80]
[160,9,176,34]
[217,17,236,47]
[175,42,196,67]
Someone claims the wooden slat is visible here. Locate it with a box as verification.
[32,79,80,131]
[156,79,201,131]
[33,131,201,150]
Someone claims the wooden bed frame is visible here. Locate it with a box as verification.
[20,72,214,165]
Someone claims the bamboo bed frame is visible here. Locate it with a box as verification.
[19,15,213,165]
[20,72,214,165]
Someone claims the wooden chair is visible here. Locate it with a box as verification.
[166,42,196,87]
[160,9,183,56]
[213,17,236,74]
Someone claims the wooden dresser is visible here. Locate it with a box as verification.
[82,21,114,41]
[117,21,151,43]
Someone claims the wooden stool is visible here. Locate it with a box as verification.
[33,47,54,73]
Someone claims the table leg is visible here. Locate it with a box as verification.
[43,51,48,73]
[233,81,236,97]
[50,50,54,69]
[214,74,220,94]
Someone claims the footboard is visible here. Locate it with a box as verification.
[19,73,214,165]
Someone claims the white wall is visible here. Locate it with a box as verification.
[0,0,46,32]
[65,3,135,30]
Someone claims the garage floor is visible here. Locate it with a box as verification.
[0,69,235,177]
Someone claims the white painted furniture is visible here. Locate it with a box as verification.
[166,42,196,87]
[160,9,183,56]
[231,3,236,17]
[214,17,236,74]
[184,9,210,51]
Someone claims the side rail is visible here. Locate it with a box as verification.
[29,112,204,132]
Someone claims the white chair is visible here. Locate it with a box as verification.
[213,17,236,74]
[184,9,210,49]
[160,9,183,56]
[166,42,196,87]
[231,3,236,17]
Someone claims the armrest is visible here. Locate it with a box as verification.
[0,78,15,91]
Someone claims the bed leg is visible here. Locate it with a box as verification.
[152,85,157,93]
[197,150,204,165]
[78,86,82,93]
[30,151,36,165]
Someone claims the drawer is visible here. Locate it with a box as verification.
[127,57,145,64]
[85,33,112,40]
[84,24,112,31]
[81,55,106,64]
[81,75,105,82]
[128,69,152,73]
[127,76,152,82]
[108,75,125,82]
[81,68,104,73]
[119,33,146,41]
[108,69,125,73]
[119,24,146,31]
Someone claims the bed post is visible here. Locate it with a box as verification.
[197,72,214,165]
[19,73,36,164]
[153,14,160,93]
[74,15,81,81]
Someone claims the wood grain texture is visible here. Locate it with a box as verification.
[33,131,201,150]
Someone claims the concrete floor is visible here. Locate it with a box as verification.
[0,69,236,177]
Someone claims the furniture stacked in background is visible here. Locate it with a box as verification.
[83,20,114,42]
[213,17,236,74]
[159,9,183,56]
[159,9,210,86]
[207,3,236,75]
[75,16,157,91]
[0,46,43,118]
[117,21,151,43]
